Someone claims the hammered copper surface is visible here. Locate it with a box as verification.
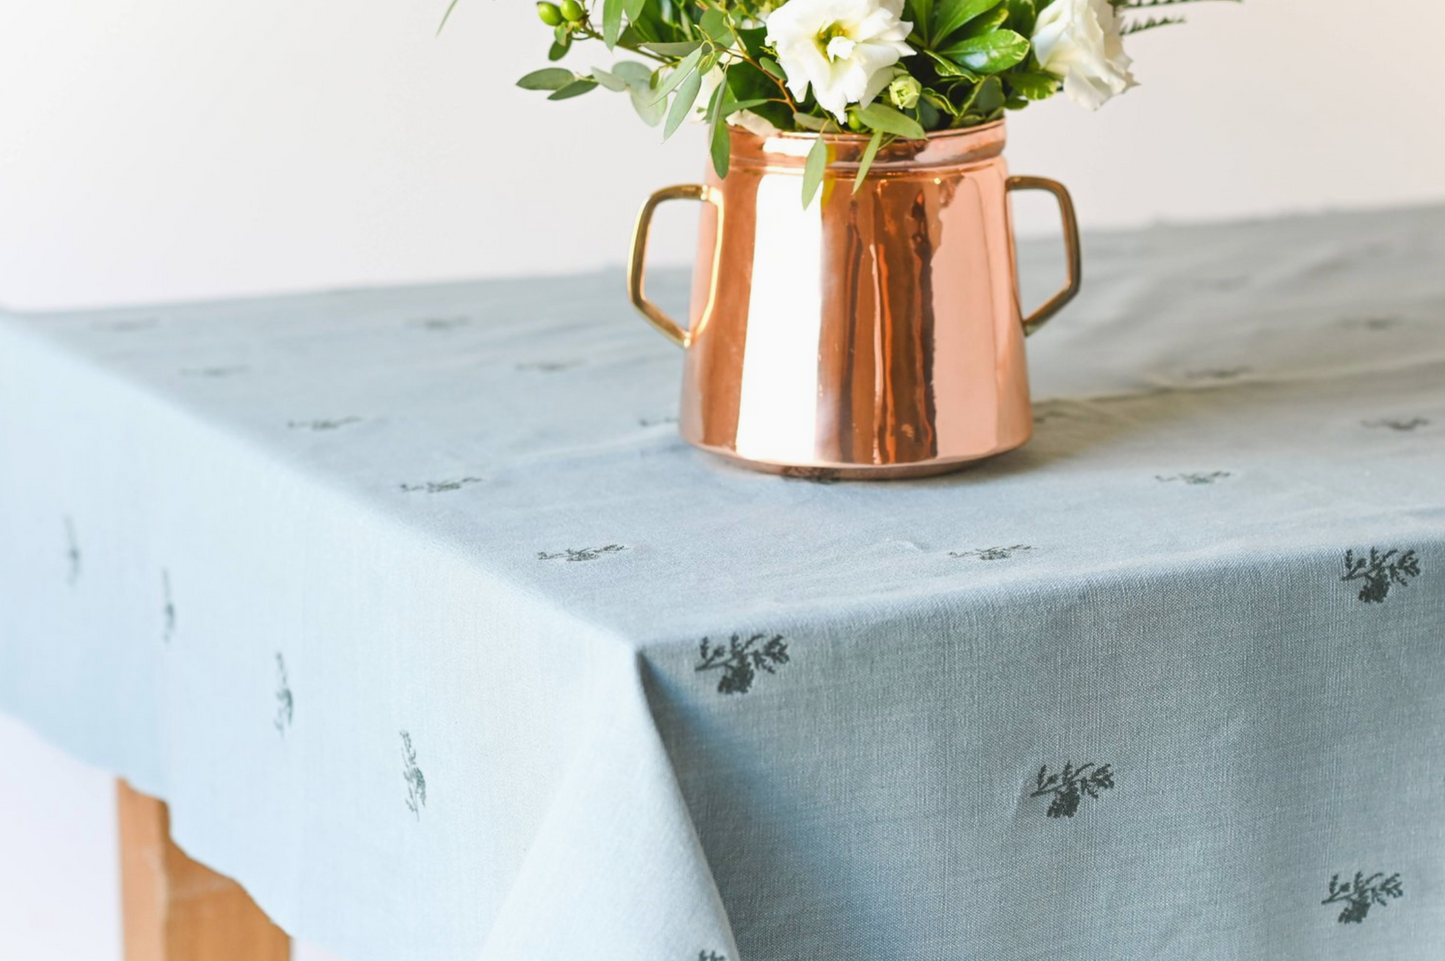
[628,121,1080,478]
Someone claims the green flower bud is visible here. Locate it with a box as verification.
[845,111,864,133]
[560,0,585,22]
[537,2,564,26]
[887,73,922,111]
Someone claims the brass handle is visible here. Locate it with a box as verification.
[627,184,723,349]
[1007,175,1082,337]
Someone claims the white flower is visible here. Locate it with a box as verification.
[1032,0,1137,111]
[765,0,913,122]
[731,109,782,138]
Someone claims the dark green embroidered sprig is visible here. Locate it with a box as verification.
[538,545,628,562]
[64,517,81,586]
[1156,471,1232,485]
[1323,872,1403,924]
[274,653,293,735]
[401,731,426,820]
[1342,549,1420,603]
[288,417,362,432]
[697,952,727,961]
[162,570,175,643]
[399,477,483,494]
[1363,417,1430,432]
[952,545,1031,561]
[695,634,789,695]
[1031,763,1114,819]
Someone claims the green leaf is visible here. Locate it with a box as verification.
[937,28,1029,73]
[624,0,647,21]
[857,102,926,140]
[1007,69,1058,100]
[590,66,630,91]
[802,137,828,209]
[907,0,935,43]
[700,8,732,44]
[642,40,704,55]
[759,57,786,80]
[922,87,960,116]
[933,0,1001,45]
[853,131,883,194]
[663,66,702,139]
[651,46,703,103]
[548,78,599,100]
[548,39,570,61]
[436,0,462,36]
[1005,0,1036,35]
[963,5,1010,37]
[721,97,771,117]
[955,75,1002,116]
[611,61,653,85]
[630,79,668,125]
[602,0,623,47]
[708,81,731,179]
[926,50,981,79]
[518,68,576,91]
[792,111,831,132]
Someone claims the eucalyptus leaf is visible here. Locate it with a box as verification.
[853,131,883,194]
[437,0,462,35]
[708,81,731,179]
[700,8,732,44]
[518,68,576,91]
[937,28,1029,73]
[721,97,771,117]
[643,40,705,55]
[663,67,702,139]
[548,39,570,61]
[792,111,830,131]
[651,46,703,103]
[858,102,925,140]
[624,0,646,20]
[590,67,630,91]
[548,78,600,100]
[759,56,786,79]
[933,0,1001,45]
[603,0,623,47]
[630,80,668,125]
[802,136,828,209]
[611,61,653,85]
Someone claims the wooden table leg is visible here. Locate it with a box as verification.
[117,779,290,961]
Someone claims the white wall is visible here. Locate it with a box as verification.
[1,2,1443,959]
[1,0,1442,312]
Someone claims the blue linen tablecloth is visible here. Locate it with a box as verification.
[2,205,1444,961]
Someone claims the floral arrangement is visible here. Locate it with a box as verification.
[477,0,1233,202]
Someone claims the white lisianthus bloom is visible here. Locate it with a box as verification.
[1032,0,1137,110]
[765,0,913,122]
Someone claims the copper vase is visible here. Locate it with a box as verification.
[627,120,1080,480]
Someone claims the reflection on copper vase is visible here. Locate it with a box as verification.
[628,120,1080,479]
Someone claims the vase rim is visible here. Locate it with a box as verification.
[726,118,1007,171]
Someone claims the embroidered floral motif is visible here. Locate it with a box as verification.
[778,466,842,483]
[64,517,81,586]
[399,477,483,494]
[1342,548,1420,603]
[695,634,789,695]
[180,365,249,378]
[537,545,629,562]
[697,952,727,961]
[162,570,175,643]
[288,417,362,431]
[1363,417,1430,432]
[1183,367,1250,382]
[415,315,470,330]
[515,361,581,372]
[1031,763,1115,818]
[1323,872,1403,924]
[274,653,293,735]
[951,545,1032,561]
[1156,471,1233,485]
[401,731,426,819]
